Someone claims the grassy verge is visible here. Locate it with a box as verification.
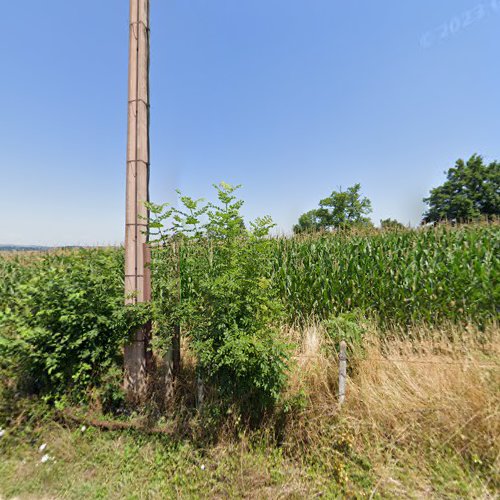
[0,421,492,499]
[0,424,306,499]
[1,323,498,499]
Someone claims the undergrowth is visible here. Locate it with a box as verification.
[1,322,498,498]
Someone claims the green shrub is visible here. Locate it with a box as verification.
[323,311,366,346]
[149,184,289,415]
[0,248,144,401]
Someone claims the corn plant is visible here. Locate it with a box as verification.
[270,223,499,326]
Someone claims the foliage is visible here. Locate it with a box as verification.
[0,249,143,400]
[272,223,499,326]
[1,186,498,411]
[323,311,366,346]
[1,324,497,499]
[294,184,373,233]
[1,219,497,408]
[0,181,498,498]
[423,154,500,223]
[380,218,406,230]
[148,183,289,414]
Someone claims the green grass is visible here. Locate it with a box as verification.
[0,421,339,499]
[0,418,494,499]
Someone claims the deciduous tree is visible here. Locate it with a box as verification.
[294,184,372,233]
[423,155,500,223]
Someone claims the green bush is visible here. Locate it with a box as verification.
[323,311,366,346]
[149,184,289,415]
[0,248,143,400]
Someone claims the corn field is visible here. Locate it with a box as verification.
[271,224,499,325]
[154,223,499,328]
[2,224,498,334]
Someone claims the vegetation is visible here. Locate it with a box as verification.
[423,154,500,223]
[1,206,497,407]
[150,212,499,332]
[148,184,289,416]
[0,183,498,498]
[0,323,497,498]
[272,223,498,326]
[380,217,405,230]
[0,249,144,403]
[293,183,373,233]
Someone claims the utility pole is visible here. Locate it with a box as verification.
[124,0,151,403]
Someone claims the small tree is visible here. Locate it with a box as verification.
[380,218,406,230]
[423,155,500,223]
[294,184,373,233]
[148,184,289,416]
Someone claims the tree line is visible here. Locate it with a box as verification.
[293,154,500,233]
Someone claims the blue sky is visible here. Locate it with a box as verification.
[1,1,499,245]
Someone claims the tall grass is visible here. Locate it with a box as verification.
[281,321,500,497]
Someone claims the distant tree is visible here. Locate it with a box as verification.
[423,155,500,223]
[294,184,373,233]
[294,210,322,233]
[380,218,406,230]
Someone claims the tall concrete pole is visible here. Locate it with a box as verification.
[124,0,151,402]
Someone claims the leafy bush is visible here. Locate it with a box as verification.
[323,311,366,346]
[0,249,143,400]
[149,184,289,414]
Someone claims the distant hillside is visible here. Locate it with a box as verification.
[0,245,51,252]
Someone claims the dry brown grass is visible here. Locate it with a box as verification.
[2,322,498,498]
[348,327,499,443]
[280,321,500,496]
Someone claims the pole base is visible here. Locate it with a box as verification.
[124,329,149,404]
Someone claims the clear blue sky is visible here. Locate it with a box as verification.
[1,1,499,245]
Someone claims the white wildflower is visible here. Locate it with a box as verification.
[200,464,206,471]
[0,429,5,438]
[41,454,51,463]
[80,425,87,433]
[38,443,47,452]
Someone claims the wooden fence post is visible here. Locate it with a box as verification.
[339,340,347,407]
